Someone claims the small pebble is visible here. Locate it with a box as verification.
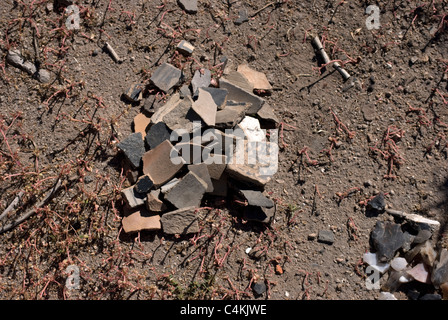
[308,233,317,241]
[37,69,51,83]
[252,282,266,296]
[390,257,407,271]
[379,292,397,300]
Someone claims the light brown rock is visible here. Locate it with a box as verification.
[146,190,167,212]
[150,93,181,124]
[122,209,161,233]
[441,282,448,300]
[142,140,184,187]
[237,64,272,91]
[133,113,151,140]
[192,88,217,126]
[223,70,254,92]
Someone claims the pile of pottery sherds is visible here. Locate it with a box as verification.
[116,40,279,237]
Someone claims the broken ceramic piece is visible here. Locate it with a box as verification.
[177,0,198,14]
[215,105,246,129]
[117,132,145,169]
[134,175,154,194]
[187,163,214,193]
[133,113,151,140]
[123,83,144,103]
[192,87,217,126]
[367,192,386,212]
[161,206,200,235]
[237,64,272,92]
[256,102,279,124]
[239,190,274,208]
[121,186,146,209]
[150,63,183,93]
[202,87,228,110]
[146,189,167,212]
[142,140,184,187]
[164,171,207,209]
[145,121,171,150]
[243,203,276,224]
[191,69,211,97]
[176,40,195,55]
[378,292,397,300]
[219,77,264,115]
[386,208,441,232]
[406,263,431,284]
[160,178,180,194]
[432,249,448,288]
[371,221,406,262]
[122,209,161,233]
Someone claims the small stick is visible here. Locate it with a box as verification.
[104,42,123,63]
[311,36,330,64]
[33,29,40,64]
[0,179,62,234]
[250,1,277,18]
[0,191,24,221]
[311,36,351,81]
[333,62,351,81]
[385,208,405,216]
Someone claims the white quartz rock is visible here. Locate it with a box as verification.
[378,292,397,300]
[363,252,390,274]
[390,257,408,271]
[235,116,266,142]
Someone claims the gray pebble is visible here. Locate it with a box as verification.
[37,69,51,83]
[252,282,266,296]
[6,50,24,67]
[22,61,37,75]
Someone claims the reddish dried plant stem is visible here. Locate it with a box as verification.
[329,107,356,139]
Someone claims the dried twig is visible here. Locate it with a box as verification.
[104,42,123,63]
[0,179,62,234]
[0,191,24,222]
[250,1,277,18]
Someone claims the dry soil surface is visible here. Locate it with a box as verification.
[0,0,447,300]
